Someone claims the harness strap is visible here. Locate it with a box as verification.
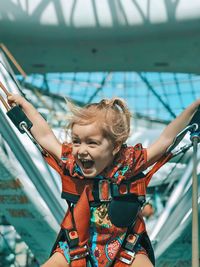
[70,246,89,267]
[73,186,91,246]
[61,209,79,248]
[61,173,146,204]
[114,213,146,266]
[133,212,146,234]
[114,232,141,266]
[71,258,87,267]
[60,186,91,267]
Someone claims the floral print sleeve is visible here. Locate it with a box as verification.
[42,142,72,175]
[107,143,147,183]
[132,143,147,175]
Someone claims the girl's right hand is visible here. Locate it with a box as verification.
[7,94,28,108]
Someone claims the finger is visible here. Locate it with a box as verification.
[7,95,17,107]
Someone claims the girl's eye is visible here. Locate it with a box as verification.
[88,141,98,145]
[72,139,80,144]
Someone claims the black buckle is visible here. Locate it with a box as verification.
[124,234,139,251]
[119,250,135,265]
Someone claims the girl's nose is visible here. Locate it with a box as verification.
[78,144,88,156]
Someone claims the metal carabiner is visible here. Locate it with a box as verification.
[0,81,46,154]
[0,81,33,133]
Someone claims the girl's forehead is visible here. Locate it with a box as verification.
[72,122,104,136]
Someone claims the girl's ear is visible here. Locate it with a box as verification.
[112,143,121,156]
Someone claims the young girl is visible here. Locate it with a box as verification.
[7,94,200,267]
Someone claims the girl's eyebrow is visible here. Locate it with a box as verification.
[72,134,79,137]
[87,137,101,142]
[71,135,80,140]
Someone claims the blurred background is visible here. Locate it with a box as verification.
[0,1,200,266]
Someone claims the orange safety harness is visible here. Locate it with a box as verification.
[44,151,172,267]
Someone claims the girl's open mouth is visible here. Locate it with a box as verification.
[79,159,94,169]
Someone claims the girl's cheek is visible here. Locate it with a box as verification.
[72,148,77,156]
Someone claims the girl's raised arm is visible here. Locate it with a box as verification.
[147,99,200,166]
[7,94,62,160]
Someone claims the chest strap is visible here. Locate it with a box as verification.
[61,171,146,204]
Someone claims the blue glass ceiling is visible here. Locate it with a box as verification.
[21,72,200,122]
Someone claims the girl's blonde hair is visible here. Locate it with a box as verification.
[66,98,131,146]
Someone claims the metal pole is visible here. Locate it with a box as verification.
[191,135,199,267]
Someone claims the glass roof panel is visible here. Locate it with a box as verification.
[21,72,200,122]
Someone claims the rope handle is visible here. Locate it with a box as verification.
[0,43,27,78]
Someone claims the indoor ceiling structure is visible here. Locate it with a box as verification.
[0,0,200,73]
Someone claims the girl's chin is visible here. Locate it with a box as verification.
[81,167,99,178]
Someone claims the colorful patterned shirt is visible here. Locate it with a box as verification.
[46,143,148,266]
